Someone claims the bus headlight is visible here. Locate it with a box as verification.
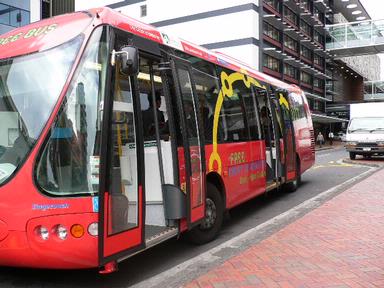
[35,226,49,241]
[347,142,357,146]
[55,225,68,240]
[88,222,98,236]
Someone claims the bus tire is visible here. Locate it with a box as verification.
[284,157,301,193]
[349,152,356,160]
[185,183,224,245]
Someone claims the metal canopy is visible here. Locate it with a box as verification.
[311,113,349,123]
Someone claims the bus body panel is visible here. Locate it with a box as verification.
[204,141,266,209]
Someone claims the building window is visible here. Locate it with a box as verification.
[263,22,280,42]
[300,19,312,37]
[313,100,320,111]
[263,55,280,72]
[301,0,311,11]
[301,45,312,60]
[283,5,298,26]
[314,7,323,23]
[284,63,298,79]
[314,78,324,89]
[301,71,312,85]
[0,4,30,28]
[314,54,323,67]
[313,100,324,112]
[140,5,147,17]
[283,34,298,52]
[314,30,324,45]
[264,0,280,12]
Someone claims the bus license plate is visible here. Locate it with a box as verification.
[363,148,371,151]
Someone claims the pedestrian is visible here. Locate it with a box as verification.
[316,132,324,148]
[328,131,334,146]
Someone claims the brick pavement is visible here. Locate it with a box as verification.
[185,168,384,288]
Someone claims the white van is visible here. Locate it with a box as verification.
[346,103,384,159]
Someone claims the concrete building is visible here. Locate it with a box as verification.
[0,1,30,34]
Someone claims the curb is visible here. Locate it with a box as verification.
[342,158,383,168]
[315,146,344,152]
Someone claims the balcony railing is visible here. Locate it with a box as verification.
[326,19,384,50]
[364,81,384,101]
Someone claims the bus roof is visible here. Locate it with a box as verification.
[94,7,299,93]
[0,11,92,59]
[0,7,301,94]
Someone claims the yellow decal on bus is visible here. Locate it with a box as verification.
[209,71,265,174]
[0,24,58,46]
[278,93,290,110]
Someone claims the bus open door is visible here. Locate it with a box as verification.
[169,56,206,227]
[98,46,146,273]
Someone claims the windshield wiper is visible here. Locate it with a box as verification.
[349,128,370,132]
[370,128,384,132]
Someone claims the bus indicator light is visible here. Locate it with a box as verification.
[88,223,98,236]
[70,224,84,238]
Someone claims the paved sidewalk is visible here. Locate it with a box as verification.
[315,141,344,151]
[185,168,384,288]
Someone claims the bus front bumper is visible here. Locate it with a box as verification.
[0,213,98,269]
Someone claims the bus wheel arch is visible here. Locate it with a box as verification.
[295,153,302,186]
[206,172,226,208]
[185,173,225,244]
[284,154,301,193]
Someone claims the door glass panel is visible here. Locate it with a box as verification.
[138,56,171,229]
[257,90,275,146]
[278,92,295,172]
[177,68,203,208]
[108,67,138,235]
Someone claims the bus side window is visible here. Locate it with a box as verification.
[217,69,248,143]
[240,83,261,141]
[191,63,220,144]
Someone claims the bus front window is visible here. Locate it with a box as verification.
[0,36,82,185]
[36,27,108,196]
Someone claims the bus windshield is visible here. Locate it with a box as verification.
[0,36,82,184]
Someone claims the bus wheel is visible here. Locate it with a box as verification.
[284,157,301,193]
[349,152,356,160]
[185,183,224,245]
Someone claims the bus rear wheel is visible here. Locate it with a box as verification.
[349,152,356,160]
[284,157,301,193]
[185,183,224,245]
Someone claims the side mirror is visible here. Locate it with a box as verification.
[111,46,139,76]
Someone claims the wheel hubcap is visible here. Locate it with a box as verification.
[200,198,217,230]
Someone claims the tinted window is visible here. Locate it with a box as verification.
[191,62,220,144]
[217,69,249,143]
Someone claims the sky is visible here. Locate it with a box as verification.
[360,0,384,20]
[360,0,384,78]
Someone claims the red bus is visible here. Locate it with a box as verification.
[0,7,314,272]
